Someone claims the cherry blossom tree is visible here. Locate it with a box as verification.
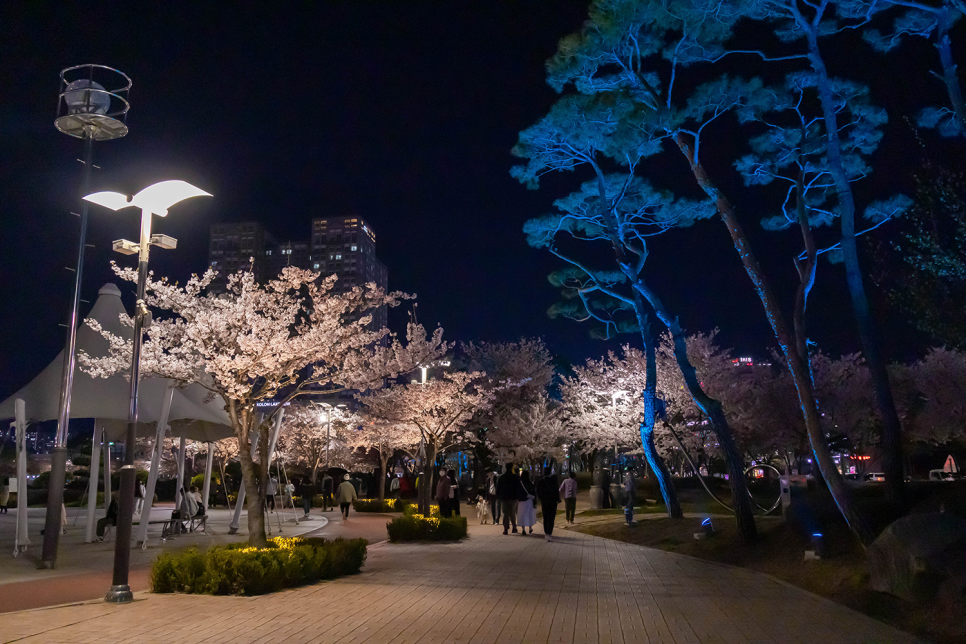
[81,265,446,546]
[275,402,361,484]
[360,371,495,514]
[486,398,565,469]
[561,345,683,517]
[345,414,419,502]
[460,338,556,484]
[899,348,966,446]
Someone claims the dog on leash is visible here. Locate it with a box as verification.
[475,497,489,524]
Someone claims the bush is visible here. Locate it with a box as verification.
[387,514,467,542]
[352,498,411,513]
[150,536,367,595]
[402,503,439,517]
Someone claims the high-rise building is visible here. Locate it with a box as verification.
[208,222,277,291]
[311,216,388,330]
[207,216,388,330]
[268,240,311,278]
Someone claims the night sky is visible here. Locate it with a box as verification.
[1,2,960,401]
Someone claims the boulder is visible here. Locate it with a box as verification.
[867,512,966,602]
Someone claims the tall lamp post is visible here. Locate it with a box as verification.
[318,402,346,471]
[43,64,130,568]
[84,180,210,603]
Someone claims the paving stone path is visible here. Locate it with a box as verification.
[0,524,916,644]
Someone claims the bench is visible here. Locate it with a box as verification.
[160,514,208,541]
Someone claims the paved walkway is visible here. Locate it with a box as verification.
[0,522,915,644]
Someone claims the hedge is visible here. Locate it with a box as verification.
[387,514,467,542]
[150,536,367,596]
[352,498,412,513]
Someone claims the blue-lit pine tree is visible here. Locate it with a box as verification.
[513,92,761,535]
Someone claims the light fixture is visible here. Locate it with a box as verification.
[85,178,209,604]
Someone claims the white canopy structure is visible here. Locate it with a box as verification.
[0,283,234,546]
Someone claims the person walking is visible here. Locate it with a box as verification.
[448,469,461,516]
[0,477,9,514]
[297,478,312,517]
[337,473,357,520]
[265,476,278,512]
[495,463,520,535]
[485,471,500,525]
[560,471,578,524]
[623,468,637,525]
[134,479,145,516]
[283,479,295,508]
[517,470,537,535]
[536,468,560,541]
[389,474,400,498]
[436,468,452,518]
[321,472,334,512]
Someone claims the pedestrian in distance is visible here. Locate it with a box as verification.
[560,471,578,524]
[448,469,461,516]
[337,473,357,520]
[265,475,277,512]
[517,470,537,535]
[486,471,501,525]
[321,472,334,512]
[496,462,520,535]
[298,478,313,517]
[134,479,145,516]
[436,468,452,518]
[0,477,9,513]
[536,468,560,541]
[623,468,637,526]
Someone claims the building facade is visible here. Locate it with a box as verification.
[207,216,388,330]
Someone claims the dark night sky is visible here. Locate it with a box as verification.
[0,2,960,400]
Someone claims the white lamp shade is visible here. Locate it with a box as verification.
[84,180,211,216]
[131,180,211,216]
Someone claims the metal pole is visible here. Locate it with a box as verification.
[137,385,173,548]
[326,407,330,470]
[84,422,102,543]
[41,131,94,568]
[106,207,152,603]
[202,445,214,513]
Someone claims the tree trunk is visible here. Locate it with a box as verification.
[634,279,757,542]
[806,32,904,506]
[671,131,877,545]
[634,300,682,518]
[378,450,388,503]
[419,442,437,515]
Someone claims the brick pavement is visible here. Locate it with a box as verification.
[0,523,916,644]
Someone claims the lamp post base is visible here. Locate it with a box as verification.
[105,584,133,603]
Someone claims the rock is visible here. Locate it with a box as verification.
[867,512,966,602]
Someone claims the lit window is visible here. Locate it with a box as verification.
[351,245,357,251]
[336,254,342,260]
[265,250,272,256]
[313,263,320,270]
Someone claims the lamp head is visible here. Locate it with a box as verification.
[84,180,211,216]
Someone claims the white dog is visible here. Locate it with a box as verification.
[475,497,489,524]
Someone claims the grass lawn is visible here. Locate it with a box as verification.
[571,514,965,644]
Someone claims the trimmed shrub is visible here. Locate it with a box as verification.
[402,503,440,517]
[352,498,411,513]
[387,514,467,542]
[150,536,367,596]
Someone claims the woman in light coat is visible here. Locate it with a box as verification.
[337,473,358,520]
[516,470,537,535]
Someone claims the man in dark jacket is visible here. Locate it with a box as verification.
[321,473,334,512]
[535,468,560,542]
[495,463,520,535]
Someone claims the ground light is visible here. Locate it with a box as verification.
[84,180,210,603]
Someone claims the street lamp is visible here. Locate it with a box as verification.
[317,402,347,470]
[42,65,130,569]
[84,180,210,603]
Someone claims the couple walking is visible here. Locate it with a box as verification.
[494,464,565,541]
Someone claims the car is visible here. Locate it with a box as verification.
[929,469,959,482]
[844,473,862,482]
[863,472,885,482]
